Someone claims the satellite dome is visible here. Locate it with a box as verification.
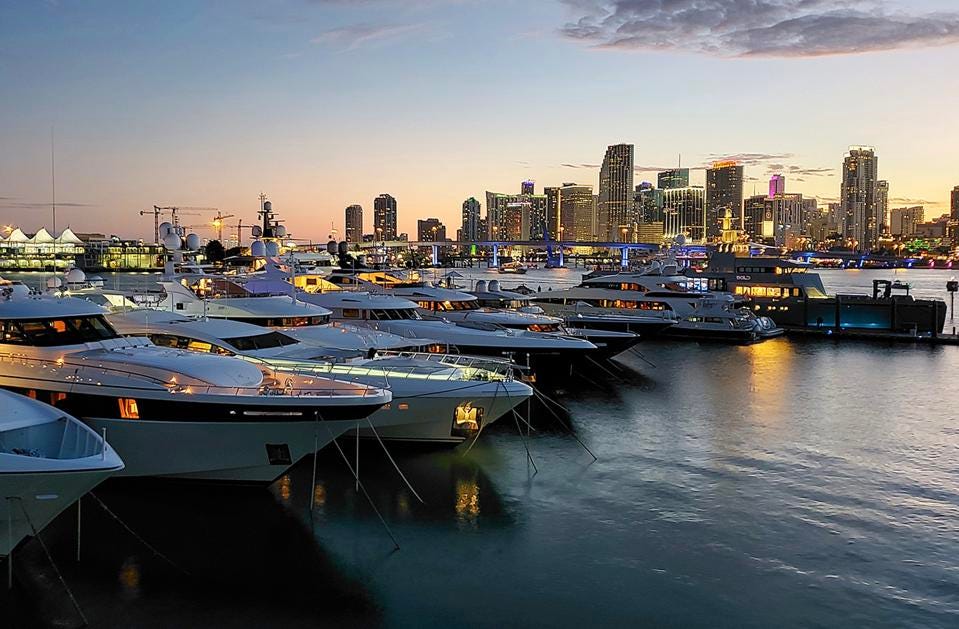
[185,233,201,250]
[326,240,338,255]
[263,201,272,211]
[275,225,287,238]
[46,276,63,289]
[475,280,488,292]
[66,268,86,284]
[488,280,500,292]
[158,222,174,237]
[250,240,266,257]
[674,234,687,246]
[251,225,263,238]
[163,233,182,250]
[265,241,280,257]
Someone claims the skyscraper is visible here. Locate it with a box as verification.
[597,143,634,241]
[890,206,924,237]
[841,147,879,250]
[743,194,774,241]
[461,197,482,241]
[769,174,786,198]
[662,186,706,242]
[658,169,689,190]
[373,194,398,241]
[521,180,535,195]
[877,180,889,235]
[952,186,959,219]
[485,183,548,241]
[557,183,594,241]
[344,204,363,243]
[544,186,560,238]
[706,161,744,239]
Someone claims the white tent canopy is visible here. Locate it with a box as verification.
[6,228,29,242]
[31,227,55,243]
[56,227,83,244]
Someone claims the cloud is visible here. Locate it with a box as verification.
[708,152,793,165]
[0,199,94,210]
[890,197,940,206]
[311,22,429,50]
[559,1,959,58]
[561,163,601,169]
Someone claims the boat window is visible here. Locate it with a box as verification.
[341,309,361,319]
[0,315,120,347]
[225,331,299,351]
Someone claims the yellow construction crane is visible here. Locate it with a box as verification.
[139,206,205,243]
[210,211,236,242]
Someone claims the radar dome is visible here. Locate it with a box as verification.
[66,268,86,284]
[185,233,201,250]
[338,241,349,256]
[674,234,687,246]
[475,280,488,292]
[327,241,338,255]
[158,222,174,237]
[251,225,263,237]
[275,225,287,238]
[263,201,272,211]
[163,233,182,250]
[265,241,280,257]
[46,276,62,289]
[250,240,266,257]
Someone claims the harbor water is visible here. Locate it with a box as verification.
[6,268,959,628]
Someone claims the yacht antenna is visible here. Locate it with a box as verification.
[50,126,57,235]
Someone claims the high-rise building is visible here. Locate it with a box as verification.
[461,197,482,241]
[662,186,706,242]
[544,186,560,238]
[658,169,689,190]
[877,180,889,235]
[743,194,774,242]
[344,204,363,243]
[706,161,744,239]
[521,180,535,195]
[768,174,786,199]
[373,194,398,241]
[952,186,959,219]
[417,218,446,242]
[557,183,595,241]
[841,147,879,250]
[485,183,548,241]
[633,182,663,224]
[597,144,634,241]
[890,206,925,237]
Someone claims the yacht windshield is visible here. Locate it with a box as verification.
[1,315,120,346]
[368,308,420,321]
[224,331,300,351]
[232,315,330,327]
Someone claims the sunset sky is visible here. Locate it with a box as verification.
[2,0,958,242]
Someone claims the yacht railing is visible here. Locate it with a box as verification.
[0,352,385,399]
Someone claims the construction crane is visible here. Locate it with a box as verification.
[210,211,236,242]
[139,206,205,243]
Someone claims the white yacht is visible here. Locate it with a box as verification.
[0,294,392,483]
[535,262,782,343]
[108,310,533,445]
[1,390,124,557]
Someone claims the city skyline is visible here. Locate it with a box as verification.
[2,1,958,241]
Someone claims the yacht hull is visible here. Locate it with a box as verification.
[664,326,761,344]
[355,381,531,444]
[82,417,364,483]
[0,468,117,556]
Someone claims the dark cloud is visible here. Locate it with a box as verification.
[890,197,940,206]
[0,199,94,210]
[559,1,959,58]
[708,152,793,165]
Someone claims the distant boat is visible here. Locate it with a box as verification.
[497,262,527,275]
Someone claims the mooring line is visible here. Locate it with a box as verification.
[365,417,426,505]
[531,388,597,461]
[14,497,88,625]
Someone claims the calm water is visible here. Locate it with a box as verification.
[7,268,959,628]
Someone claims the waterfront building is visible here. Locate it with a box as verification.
[461,197,482,241]
[597,143,634,241]
[706,161,744,239]
[743,194,774,242]
[890,206,925,237]
[485,183,548,241]
[768,174,786,198]
[544,186,560,238]
[915,217,949,239]
[557,183,595,242]
[373,194,398,241]
[662,186,706,242]
[0,227,165,271]
[877,180,889,235]
[634,182,664,224]
[952,185,959,219]
[417,218,447,242]
[658,168,689,190]
[345,204,363,243]
[841,146,880,250]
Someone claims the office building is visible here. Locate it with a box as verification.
[417,218,446,242]
[706,161,744,239]
[952,185,959,219]
[557,183,595,242]
[373,194,398,241]
[743,194,774,242]
[461,197,482,241]
[841,147,880,250]
[521,180,535,195]
[344,204,363,243]
[890,206,925,237]
[662,186,706,242]
[658,168,689,190]
[544,186,560,238]
[768,174,786,198]
[597,143,634,241]
[877,180,889,235]
[485,183,548,241]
